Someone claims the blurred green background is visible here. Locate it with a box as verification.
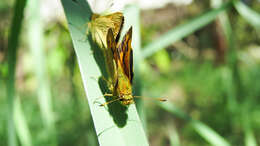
[0,0,260,146]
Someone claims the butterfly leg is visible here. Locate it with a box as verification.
[90,76,111,83]
[104,93,113,96]
[93,93,115,105]
[99,97,123,106]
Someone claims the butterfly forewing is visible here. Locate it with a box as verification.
[117,27,133,83]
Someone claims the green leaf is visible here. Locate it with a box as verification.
[159,102,231,146]
[6,0,27,145]
[168,125,180,146]
[244,129,257,146]
[153,50,171,73]
[190,121,230,146]
[142,1,232,58]
[241,103,257,146]
[26,0,57,144]
[61,0,149,146]
[233,0,260,29]
[14,97,32,146]
[27,0,56,133]
[210,0,233,46]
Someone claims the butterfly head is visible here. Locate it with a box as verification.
[119,94,134,105]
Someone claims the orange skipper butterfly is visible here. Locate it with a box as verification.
[104,27,134,105]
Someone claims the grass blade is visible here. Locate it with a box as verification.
[61,0,149,145]
[26,0,57,144]
[159,102,231,146]
[233,1,260,29]
[168,125,180,146]
[242,103,257,146]
[244,129,257,146]
[190,121,230,146]
[142,1,232,58]
[14,97,32,146]
[27,0,56,136]
[211,0,233,46]
[6,0,27,145]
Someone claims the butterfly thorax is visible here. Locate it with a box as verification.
[114,64,134,105]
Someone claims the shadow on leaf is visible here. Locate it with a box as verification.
[88,34,128,128]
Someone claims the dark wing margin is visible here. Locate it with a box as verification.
[129,49,133,83]
[106,12,124,43]
[118,27,133,82]
[115,16,124,43]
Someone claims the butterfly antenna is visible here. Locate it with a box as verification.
[133,95,167,102]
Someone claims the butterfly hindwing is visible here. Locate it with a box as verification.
[88,12,124,48]
[107,28,117,63]
[106,12,124,42]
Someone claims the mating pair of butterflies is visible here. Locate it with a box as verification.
[88,12,135,106]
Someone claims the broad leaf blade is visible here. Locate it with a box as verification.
[61,0,149,146]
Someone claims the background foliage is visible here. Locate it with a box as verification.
[0,0,259,145]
